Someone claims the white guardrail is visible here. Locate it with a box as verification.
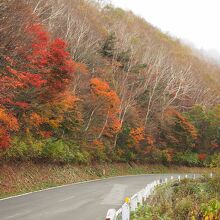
[105,174,201,220]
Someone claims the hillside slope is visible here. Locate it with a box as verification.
[0,0,219,165]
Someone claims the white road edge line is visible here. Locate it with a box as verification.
[0,173,183,201]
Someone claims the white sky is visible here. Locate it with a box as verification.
[111,0,220,58]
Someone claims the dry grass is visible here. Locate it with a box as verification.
[0,162,219,199]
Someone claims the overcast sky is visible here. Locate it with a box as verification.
[111,0,220,59]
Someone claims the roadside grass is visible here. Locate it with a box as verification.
[131,174,220,220]
[0,162,219,199]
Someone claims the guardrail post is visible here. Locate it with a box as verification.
[130,194,138,211]
[137,192,143,205]
[210,173,213,178]
[115,208,122,219]
[165,178,168,183]
[105,209,116,220]
[122,203,130,220]
[140,189,146,201]
[178,175,181,181]
[145,185,150,199]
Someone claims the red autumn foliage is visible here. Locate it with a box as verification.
[26,24,75,99]
[0,128,11,150]
[198,153,207,161]
[0,108,19,149]
[211,142,219,149]
[0,22,77,148]
[40,131,53,138]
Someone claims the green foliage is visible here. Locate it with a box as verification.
[0,136,91,164]
[132,176,220,220]
[41,139,69,162]
[115,125,138,162]
[144,149,168,164]
[173,151,200,166]
[174,197,193,220]
[159,109,198,152]
[201,199,220,219]
[131,206,155,220]
[117,125,133,147]
[89,148,107,163]
[204,153,220,167]
[41,139,90,164]
[130,63,148,73]
[101,32,117,57]
[117,49,131,64]
[207,175,220,194]
[1,137,45,161]
[116,49,131,70]
[186,105,220,152]
[2,137,30,160]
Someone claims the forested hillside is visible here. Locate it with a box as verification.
[0,0,219,166]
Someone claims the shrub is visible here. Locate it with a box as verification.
[0,137,90,164]
[207,153,220,167]
[131,176,220,220]
[41,139,90,164]
[41,139,70,162]
[89,148,107,163]
[174,197,193,220]
[207,175,220,195]
[144,149,168,164]
[201,199,220,219]
[173,151,200,166]
[2,137,30,160]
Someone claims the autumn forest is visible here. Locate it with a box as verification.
[0,0,220,167]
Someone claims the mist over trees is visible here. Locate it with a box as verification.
[0,0,219,166]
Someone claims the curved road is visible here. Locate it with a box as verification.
[0,174,189,220]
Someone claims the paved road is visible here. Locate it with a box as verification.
[0,174,191,220]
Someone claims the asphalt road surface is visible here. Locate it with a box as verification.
[0,174,192,220]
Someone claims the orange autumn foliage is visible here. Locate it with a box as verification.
[90,78,110,95]
[30,112,63,129]
[75,63,88,75]
[30,113,47,127]
[91,139,104,150]
[53,91,78,111]
[0,108,19,131]
[146,135,154,146]
[165,108,198,140]
[90,78,121,137]
[166,149,174,162]
[130,127,145,144]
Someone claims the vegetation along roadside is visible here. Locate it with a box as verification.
[131,175,220,220]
